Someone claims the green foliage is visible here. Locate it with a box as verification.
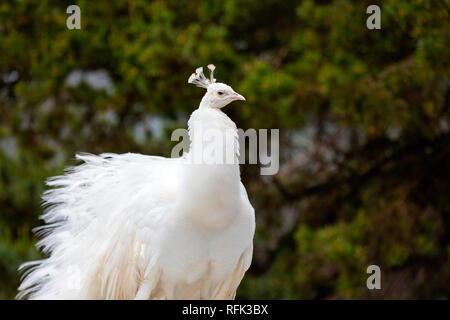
[0,225,40,299]
[1,0,449,299]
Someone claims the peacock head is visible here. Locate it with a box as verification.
[188,64,245,109]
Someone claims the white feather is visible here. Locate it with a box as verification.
[18,68,255,300]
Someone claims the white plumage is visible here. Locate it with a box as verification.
[17,65,255,300]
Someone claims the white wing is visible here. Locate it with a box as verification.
[17,152,181,299]
[212,244,253,299]
[206,182,255,299]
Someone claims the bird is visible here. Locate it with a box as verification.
[17,64,255,300]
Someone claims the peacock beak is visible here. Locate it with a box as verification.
[232,92,246,101]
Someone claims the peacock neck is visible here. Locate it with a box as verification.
[187,107,240,167]
[177,107,242,229]
[198,95,210,109]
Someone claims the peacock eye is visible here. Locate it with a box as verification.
[217,91,224,96]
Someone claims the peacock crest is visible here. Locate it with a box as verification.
[188,64,216,89]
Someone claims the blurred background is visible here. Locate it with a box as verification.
[0,0,449,299]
